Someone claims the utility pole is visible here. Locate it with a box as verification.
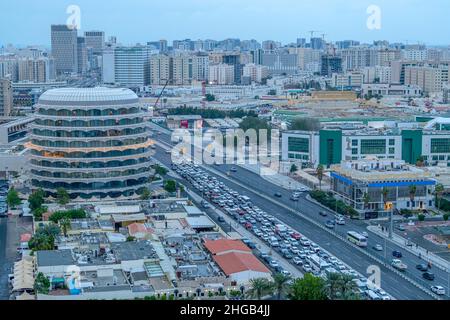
[389,206,394,239]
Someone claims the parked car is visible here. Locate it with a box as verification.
[274,192,282,198]
[218,216,225,223]
[319,211,327,217]
[293,257,303,265]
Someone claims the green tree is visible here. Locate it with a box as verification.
[443,213,449,221]
[289,117,321,131]
[205,94,215,102]
[127,236,136,242]
[316,164,324,191]
[246,278,272,300]
[28,225,60,251]
[267,89,277,96]
[363,192,371,210]
[49,209,87,224]
[271,273,291,300]
[56,187,70,206]
[289,273,327,300]
[154,164,168,176]
[29,188,45,212]
[60,217,71,237]
[34,272,50,294]
[6,187,21,209]
[33,206,48,221]
[140,188,152,200]
[382,187,390,210]
[418,214,425,222]
[409,185,417,208]
[289,164,298,176]
[326,273,359,300]
[435,183,445,213]
[164,180,177,193]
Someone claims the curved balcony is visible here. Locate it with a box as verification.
[30,131,151,142]
[29,122,150,132]
[25,139,154,153]
[31,177,149,192]
[30,170,151,183]
[34,111,148,121]
[29,161,152,172]
[28,149,154,162]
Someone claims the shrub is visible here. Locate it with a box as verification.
[418,214,425,222]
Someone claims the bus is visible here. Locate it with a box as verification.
[347,231,368,247]
[307,254,330,273]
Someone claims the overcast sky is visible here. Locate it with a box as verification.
[1,0,449,47]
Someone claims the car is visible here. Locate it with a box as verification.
[293,257,303,265]
[392,250,402,258]
[391,259,407,271]
[396,225,406,231]
[422,272,435,281]
[247,242,257,249]
[274,192,282,198]
[325,220,335,229]
[269,260,279,268]
[290,195,299,201]
[218,216,225,223]
[431,285,446,295]
[319,211,327,217]
[361,232,369,238]
[416,264,428,272]
[372,244,383,251]
[302,264,312,273]
[280,270,291,277]
[335,217,346,225]
[230,167,238,172]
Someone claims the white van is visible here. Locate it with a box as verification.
[367,290,382,300]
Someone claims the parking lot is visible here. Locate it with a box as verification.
[173,161,393,300]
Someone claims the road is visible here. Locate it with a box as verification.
[150,127,446,299]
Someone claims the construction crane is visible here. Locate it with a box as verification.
[153,79,170,110]
[308,30,321,40]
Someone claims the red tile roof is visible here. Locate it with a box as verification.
[203,239,252,255]
[213,252,270,275]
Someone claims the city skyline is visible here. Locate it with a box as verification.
[1,0,450,47]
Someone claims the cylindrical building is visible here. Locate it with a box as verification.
[27,87,154,200]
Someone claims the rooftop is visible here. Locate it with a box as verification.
[213,252,270,275]
[38,87,139,106]
[36,249,75,267]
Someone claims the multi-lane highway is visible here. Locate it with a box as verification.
[150,126,449,299]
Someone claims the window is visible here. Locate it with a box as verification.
[288,137,309,153]
[352,140,358,146]
[360,139,386,155]
[288,153,295,159]
[389,139,395,146]
[352,148,358,155]
[430,138,450,154]
[389,147,395,154]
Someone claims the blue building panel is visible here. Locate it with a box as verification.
[331,172,354,185]
[367,181,436,188]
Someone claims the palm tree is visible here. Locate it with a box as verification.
[363,192,371,210]
[60,217,71,237]
[316,164,324,190]
[409,185,417,209]
[247,278,271,300]
[381,187,389,210]
[271,273,291,300]
[326,273,359,300]
[435,183,445,213]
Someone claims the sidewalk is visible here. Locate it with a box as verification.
[239,163,307,190]
[368,225,450,272]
